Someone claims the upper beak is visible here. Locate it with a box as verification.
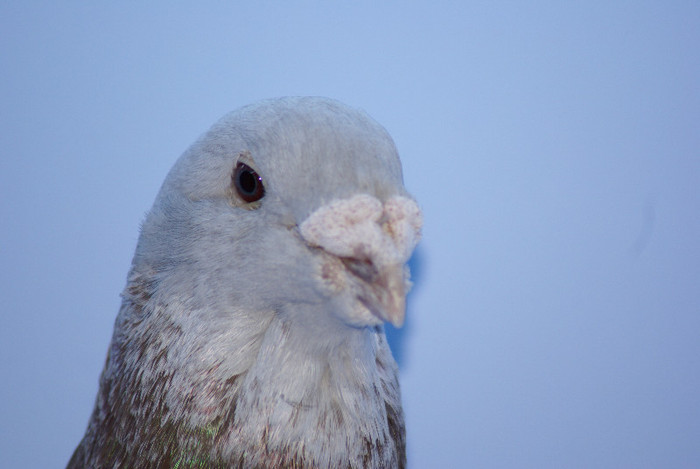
[341,257,406,327]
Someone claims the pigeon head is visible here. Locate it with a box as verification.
[134,97,422,339]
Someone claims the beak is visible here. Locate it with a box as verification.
[341,258,407,327]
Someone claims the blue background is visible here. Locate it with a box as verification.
[2,2,699,467]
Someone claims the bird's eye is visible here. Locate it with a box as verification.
[232,162,265,203]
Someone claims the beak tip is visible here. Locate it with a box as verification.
[383,294,406,328]
[389,314,405,328]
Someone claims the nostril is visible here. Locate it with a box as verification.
[340,256,378,283]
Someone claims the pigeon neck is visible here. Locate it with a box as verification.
[219,312,402,466]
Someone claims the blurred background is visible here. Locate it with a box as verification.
[1,2,698,467]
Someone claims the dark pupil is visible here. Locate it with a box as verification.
[239,169,257,194]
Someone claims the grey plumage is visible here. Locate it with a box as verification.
[68,97,422,468]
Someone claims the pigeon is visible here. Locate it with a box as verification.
[67,97,422,469]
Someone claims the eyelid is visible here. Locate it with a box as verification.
[236,150,256,168]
